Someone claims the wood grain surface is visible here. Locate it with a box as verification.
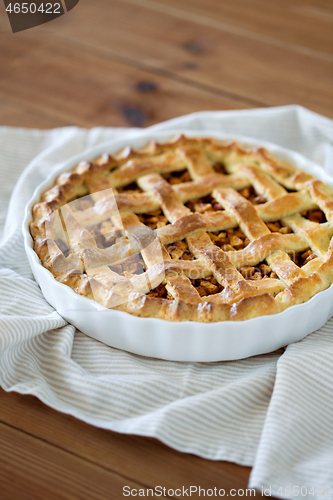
[0,0,332,498]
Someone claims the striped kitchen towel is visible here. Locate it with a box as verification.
[0,106,332,498]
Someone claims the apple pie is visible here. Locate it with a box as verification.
[30,135,333,322]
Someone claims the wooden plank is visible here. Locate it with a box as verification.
[0,419,156,500]
[0,389,258,495]
[0,96,72,129]
[0,33,254,129]
[30,0,332,117]
[148,0,333,55]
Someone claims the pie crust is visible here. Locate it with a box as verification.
[30,135,333,322]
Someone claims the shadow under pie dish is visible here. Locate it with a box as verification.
[24,131,333,361]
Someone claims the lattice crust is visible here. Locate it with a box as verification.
[30,135,333,322]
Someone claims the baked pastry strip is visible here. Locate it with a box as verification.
[139,173,245,288]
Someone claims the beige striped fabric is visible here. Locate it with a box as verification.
[0,107,332,498]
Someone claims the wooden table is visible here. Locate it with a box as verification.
[0,1,332,498]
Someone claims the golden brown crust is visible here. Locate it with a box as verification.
[30,135,333,322]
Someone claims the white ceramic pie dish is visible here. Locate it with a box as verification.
[22,128,333,362]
